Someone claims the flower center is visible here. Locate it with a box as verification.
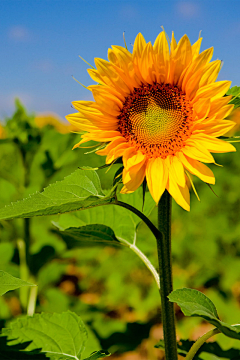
[118,83,193,158]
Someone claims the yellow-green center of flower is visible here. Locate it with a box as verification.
[118,83,193,158]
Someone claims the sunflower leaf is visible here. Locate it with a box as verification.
[53,188,155,243]
[1,311,88,360]
[155,339,240,359]
[0,169,115,221]
[53,224,125,248]
[169,288,240,340]
[0,271,35,296]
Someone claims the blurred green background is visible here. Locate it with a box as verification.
[0,101,240,360]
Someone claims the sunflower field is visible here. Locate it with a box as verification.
[1,31,240,360]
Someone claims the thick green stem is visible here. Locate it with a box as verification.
[185,328,220,360]
[157,190,178,360]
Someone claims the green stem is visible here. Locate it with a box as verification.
[118,236,160,289]
[17,239,29,311]
[27,283,38,316]
[114,200,160,239]
[157,190,178,360]
[185,328,220,360]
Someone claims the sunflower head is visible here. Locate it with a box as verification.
[66,31,236,211]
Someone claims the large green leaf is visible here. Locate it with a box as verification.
[0,169,114,221]
[1,311,87,360]
[169,288,240,340]
[0,270,35,296]
[54,188,155,243]
[55,224,124,248]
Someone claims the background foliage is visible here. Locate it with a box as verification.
[0,100,240,359]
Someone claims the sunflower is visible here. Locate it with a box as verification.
[66,31,236,211]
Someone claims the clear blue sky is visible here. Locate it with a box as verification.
[1,0,240,122]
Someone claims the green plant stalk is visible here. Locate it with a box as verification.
[185,328,220,360]
[114,200,160,239]
[157,190,178,360]
[27,282,38,316]
[118,236,160,289]
[17,238,29,311]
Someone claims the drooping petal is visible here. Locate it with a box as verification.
[121,155,147,193]
[146,157,168,203]
[166,156,186,187]
[190,133,236,153]
[182,142,215,163]
[177,152,215,184]
[123,149,146,170]
[166,173,190,211]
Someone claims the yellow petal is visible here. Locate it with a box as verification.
[146,157,168,204]
[153,31,170,83]
[166,156,186,187]
[72,100,118,126]
[121,156,147,192]
[166,174,190,211]
[96,137,126,156]
[91,87,122,116]
[181,47,214,91]
[123,149,146,169]
[94,57,130,95]
[90,130,121,142]
[182,143,215,163]
[87,68,104,85]
[191,37,202,59]
[106,142,130,164]
[168,34,192,85]
[109,46,140,89]
[199,60,221,88]
[177,152,215,184]
[88,84,125,102]
[190,134,236,153]
[203,120,236,137]
[133,33,147,83]
[193,80,231,103]
[66,113,97,132]
[193,98,211,120]
[208,95,232,118]
[170,31,177,53]
[140,42,156,84]
[215,104,234,120]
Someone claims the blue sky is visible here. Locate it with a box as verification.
[1,0,240,122]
